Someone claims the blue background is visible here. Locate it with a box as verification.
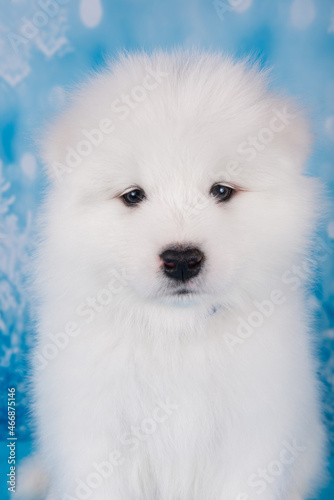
[0,0,333,498]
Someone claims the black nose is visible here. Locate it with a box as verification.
[160,247,204,282]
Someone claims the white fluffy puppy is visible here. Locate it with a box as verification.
[32,51,327,500]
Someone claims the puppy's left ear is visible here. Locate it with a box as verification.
[271,98,314,173]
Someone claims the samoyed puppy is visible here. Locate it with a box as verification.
[30,51,327,500]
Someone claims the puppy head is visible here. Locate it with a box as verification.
[40,51,320,310]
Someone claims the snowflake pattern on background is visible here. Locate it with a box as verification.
[0,0,71,87]
[0,160,34,439]
[0,0,333,475]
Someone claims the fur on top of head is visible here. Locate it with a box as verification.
[37,50,321,315]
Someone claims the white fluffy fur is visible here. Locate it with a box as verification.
[32,51,327,500]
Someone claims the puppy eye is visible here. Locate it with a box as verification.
[210,184,234,203]
[121,188,146,207]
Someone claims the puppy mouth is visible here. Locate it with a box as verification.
[174,288,193,295]
[156,286,197,299]
[156,280,204,301]
[169,286,202,299]
[168,280,205,297]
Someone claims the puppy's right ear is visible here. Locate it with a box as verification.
[38,71,110,184]
[38,114,77,185]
